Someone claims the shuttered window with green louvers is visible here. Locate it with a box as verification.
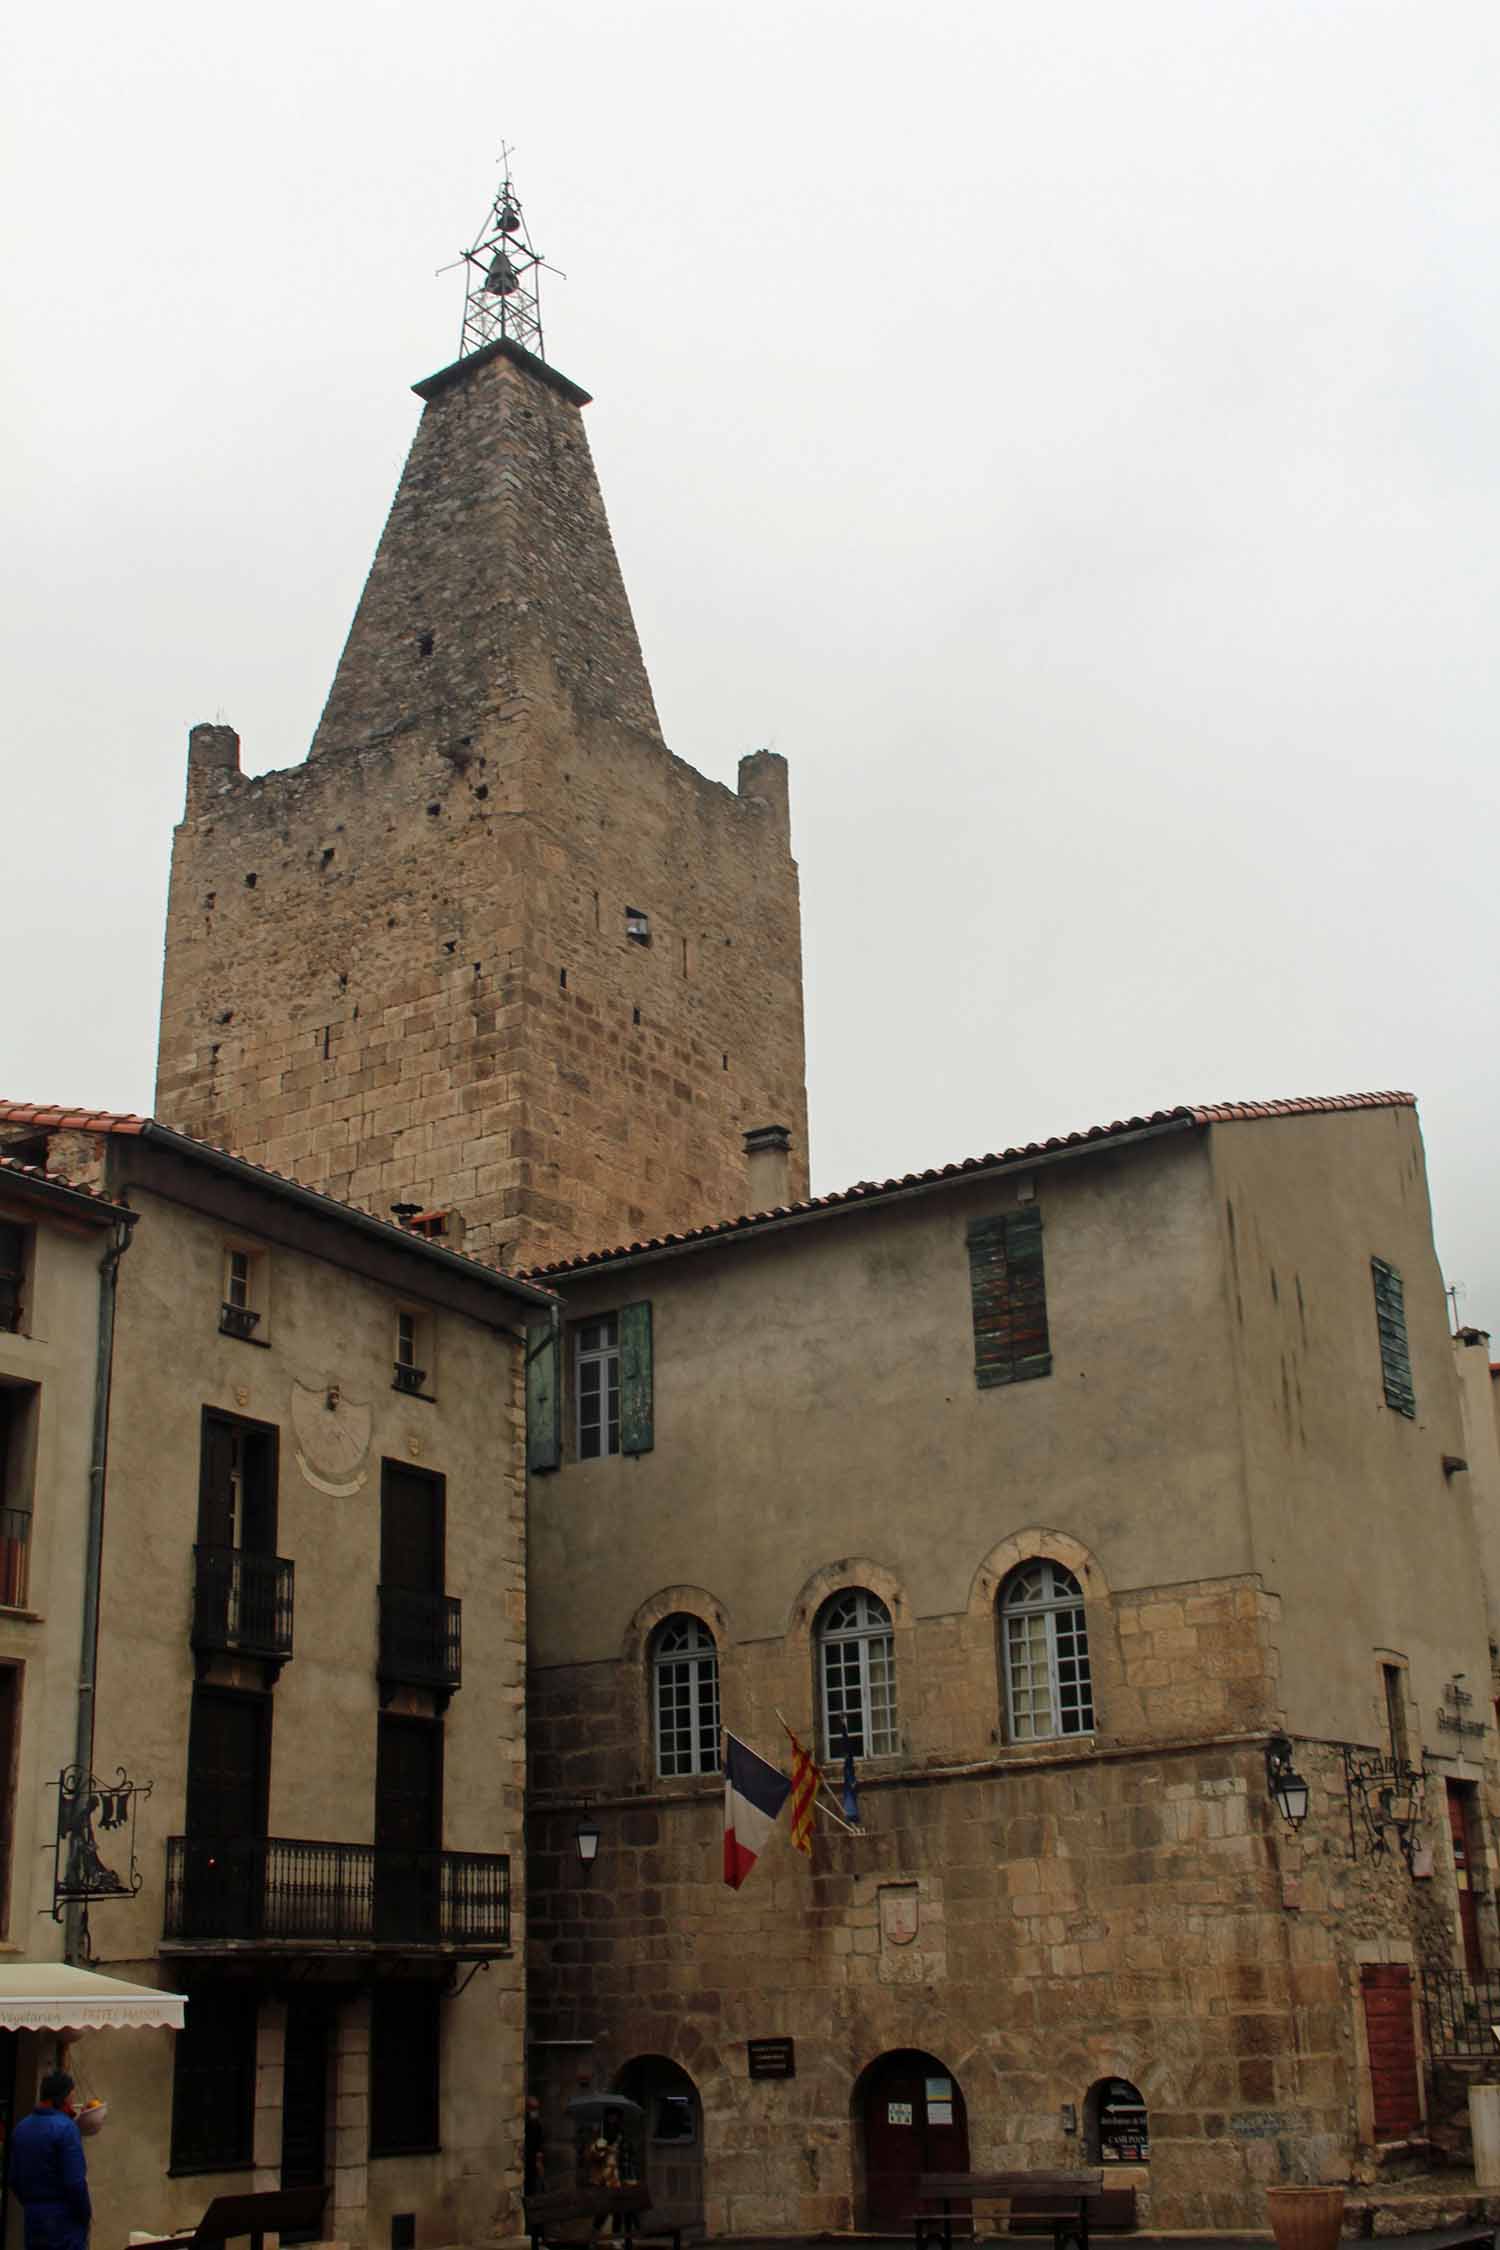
[526,1314,562,1473]
[1372,1257,1416,1418]
[618,1301,654,1455]
[966,1207,1052,1388]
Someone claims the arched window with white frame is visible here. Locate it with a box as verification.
[652,1615,721,1777]
[816,1589,898,1758]
[1000,1560,1094,1742]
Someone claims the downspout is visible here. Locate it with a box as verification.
[65,1215,133,1965]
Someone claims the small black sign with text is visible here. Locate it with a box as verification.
[747,2038,795,2080]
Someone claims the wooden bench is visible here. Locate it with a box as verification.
[522,2186,702,2250]
[914,2170,1136,2250]
[138,2187,332,2250]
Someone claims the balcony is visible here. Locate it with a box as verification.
[378,1585,461,1700]
[192,1546,294,1668]
[0,1507,31,1609]
[163,1836,510,1952]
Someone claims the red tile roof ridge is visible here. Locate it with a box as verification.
[521,1089,1419,1279]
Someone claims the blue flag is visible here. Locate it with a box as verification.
[835,1720,860,1825]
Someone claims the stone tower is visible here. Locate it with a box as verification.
[154,335,809,1268]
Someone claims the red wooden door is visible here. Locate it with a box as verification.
[1448,1784,1484,1981]
[863,2054,969,2231]
[1361,1964,1420,2139]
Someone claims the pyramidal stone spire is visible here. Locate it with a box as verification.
[310,335,662,760]
[154,174,809,1272]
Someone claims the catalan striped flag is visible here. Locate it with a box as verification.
[783,1721,817,1856]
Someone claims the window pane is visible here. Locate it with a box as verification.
[171,1988,257,2171]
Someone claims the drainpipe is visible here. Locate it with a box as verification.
[65,1216,134,1965]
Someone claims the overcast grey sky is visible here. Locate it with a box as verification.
[4,0,1497,1327]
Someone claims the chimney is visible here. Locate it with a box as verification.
[744,1124,793,1212]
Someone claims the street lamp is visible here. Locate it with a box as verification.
[1266,1736,1310,1831]
[575,1816,600,1867]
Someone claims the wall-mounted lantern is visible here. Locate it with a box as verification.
[575,1816,600,1868]
[1266,1736,1310,1831]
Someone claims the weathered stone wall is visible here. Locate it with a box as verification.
[155,343,808,1269]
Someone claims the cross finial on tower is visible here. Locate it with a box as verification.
[451,148,557,364]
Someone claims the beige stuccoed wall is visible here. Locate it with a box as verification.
[0,1204,108,1956]
[1454,1329,1500,1640]
[1206,1109,1487,1747]
[73,1178,527,2250]
[529,1127,1248,1671]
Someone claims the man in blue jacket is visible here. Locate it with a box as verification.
[8,2071,91,2250]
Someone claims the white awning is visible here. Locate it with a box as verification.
[0,1965,185,2033]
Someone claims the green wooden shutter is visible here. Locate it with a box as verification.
[1371,1257,1415,1419]
[966,1207,1052,1389]
[526,1314,562,1473]
[619,1300,654,1456]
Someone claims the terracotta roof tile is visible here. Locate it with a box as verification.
[0,1150,133,1218]
[522,1090,1418,1279]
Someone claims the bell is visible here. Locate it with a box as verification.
[484,253,520,296]
[497,201,521,235]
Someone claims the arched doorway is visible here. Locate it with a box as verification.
[857,2049,969,2230]
[614,2056,704,2216]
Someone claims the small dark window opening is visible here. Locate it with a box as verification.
[632,1007,641,1026]
[217,1009,233,1024]
[722,1054,729,1071]
[392,2220,417,2250]
[407,1211,450,1242]
[1384,1664,1410,1765]
[417,633,434,659]
[0,1227,29,1334]
[426,802,441,818]
[321,847,335,868]
[170,1986,258,2172]
[559,969,568,989]
[244,873,257,889]
[370,1985,440,2156]
[321,1027,331,1061]
[625,907,651,946]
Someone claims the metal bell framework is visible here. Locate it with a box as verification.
[456,154,548,363]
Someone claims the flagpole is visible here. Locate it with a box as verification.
[774,1708,860,1835]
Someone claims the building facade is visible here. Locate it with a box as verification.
[0,1102,551,2250]
[153,337,809,1273]
[0,1152,135,2234]
[522,1094,1497,2232]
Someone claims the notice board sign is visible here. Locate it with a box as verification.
[747,2037,795,2080]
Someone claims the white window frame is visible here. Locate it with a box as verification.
[652,1615,720,1777]
[1001,1560,1094,1743]
[817,1588,898,1758]
[576,1314,620,1460]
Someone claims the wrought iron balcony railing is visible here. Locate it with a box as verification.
[0,1506,31,1609]
[192,1545,295,1664]
[378,1585,462,1694]
[163,1835,510,1948]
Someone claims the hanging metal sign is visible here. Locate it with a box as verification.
[50,1765,152,1918]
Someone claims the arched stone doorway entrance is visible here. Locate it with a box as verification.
[614,2056,704,2215]
[856,2049,969,2231]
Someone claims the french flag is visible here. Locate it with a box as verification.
[723,1733,792,1889]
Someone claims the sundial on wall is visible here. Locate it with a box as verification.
[292,1379,372,1496]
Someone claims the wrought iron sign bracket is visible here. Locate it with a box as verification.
[50,1764,152,1920]
[1342,1747,1425,1873]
